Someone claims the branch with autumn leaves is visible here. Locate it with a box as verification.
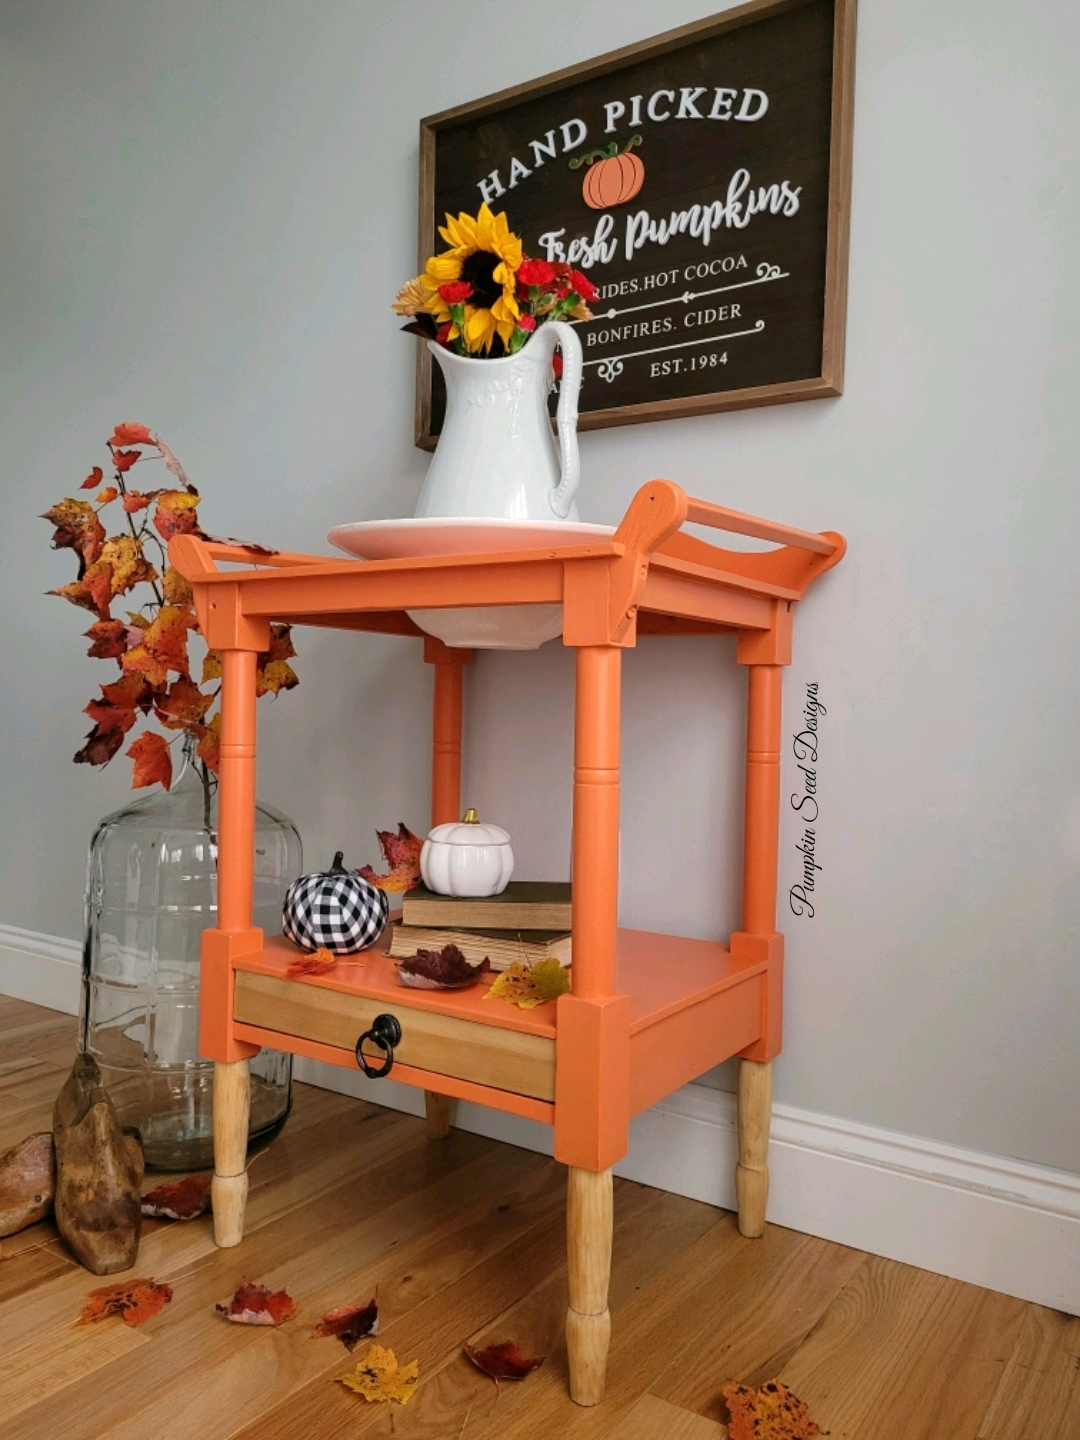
[43,423,298,798]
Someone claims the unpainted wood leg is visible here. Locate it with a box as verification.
[736,1058,772,1237]
[424,1090,454,1139]
[212,1058,250,1247]
[566,1166,613,1406]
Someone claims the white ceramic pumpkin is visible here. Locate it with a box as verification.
[420,809,514,897]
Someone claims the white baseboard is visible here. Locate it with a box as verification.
[0,923,81,1015]
[4,925,1076,1313]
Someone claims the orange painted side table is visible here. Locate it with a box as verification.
[170,479,844,1407]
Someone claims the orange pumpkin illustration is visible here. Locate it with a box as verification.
[569,135,644,210]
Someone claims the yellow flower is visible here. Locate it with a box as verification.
[420,203,522,354]
[391,276,431,316]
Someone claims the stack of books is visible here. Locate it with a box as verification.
[389,881,572,971]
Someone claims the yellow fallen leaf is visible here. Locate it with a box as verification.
[339,1343,419,1406]
[485,957,569,1010]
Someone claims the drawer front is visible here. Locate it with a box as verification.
[234,971,555,1102]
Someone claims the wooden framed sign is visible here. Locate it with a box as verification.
[415,0,855,446]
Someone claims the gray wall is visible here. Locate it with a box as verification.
[2,0,1077,1171]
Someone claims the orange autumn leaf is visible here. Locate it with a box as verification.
[103,672,151,711]
[357,823,424,893]
[84,619,129,659]
[201,648,223,684]
[162,565,193,608]
[78,1278,172,1328]
[155,675,213,729]
[43,498,106,572]
[96,486,119,504]
[122,490,154,514]
[82,535,158,612]
[152,490,202,541]
[122,604,194,687]
[109,422,155,448]
[141,1173,212,1219]
[216,1279,297,1326]
[339,1344,419,1406]
[285,947,337,979]
[81,466,105,490]
[50,579,101,616]
[723,1381,824,1440]
[127,731,173,790]
[112,449,143,473]
[197,712,221,773]
[256,624,298,697]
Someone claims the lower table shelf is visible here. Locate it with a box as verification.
[230,929,769,1124]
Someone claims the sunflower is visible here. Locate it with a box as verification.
[420,204,522,354]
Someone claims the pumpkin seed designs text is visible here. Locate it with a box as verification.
[788,683,825,919]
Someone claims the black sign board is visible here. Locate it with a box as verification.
[415,0,855,446]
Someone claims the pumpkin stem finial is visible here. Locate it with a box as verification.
[330,850,347,873]
[461,808,479,824]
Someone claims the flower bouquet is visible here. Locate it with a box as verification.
[393,203,597,364]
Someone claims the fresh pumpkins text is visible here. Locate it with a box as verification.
[470,86,802,268]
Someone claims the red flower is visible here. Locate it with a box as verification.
[435,322,452,343]
[517,314,536,333]
[438,281,473,304]
[571,269,599,302]
[517,258,556,288]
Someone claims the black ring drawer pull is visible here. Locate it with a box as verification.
[355,1013,402,1078]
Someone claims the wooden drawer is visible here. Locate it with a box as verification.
[234,971,556,1102]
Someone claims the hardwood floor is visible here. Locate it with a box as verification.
[0,995,1076,1439]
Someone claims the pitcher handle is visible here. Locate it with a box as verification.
[546,320,582,519]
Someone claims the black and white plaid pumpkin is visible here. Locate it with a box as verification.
[282,852,388,954]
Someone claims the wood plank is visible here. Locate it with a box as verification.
[602,1394,724,1440]
[651,1230,867,1420]
[978,1306,1080,1439]
[777,1256,1025,1440]
[235,971,556,1101]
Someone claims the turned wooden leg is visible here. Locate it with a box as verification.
[424,1090,454,1139]
[212,1058,250,1247]
[566,1166,613,1406]
[736,1058,772,1237]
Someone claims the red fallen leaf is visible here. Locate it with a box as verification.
[109,422,155,448]
[81,466,105,490]
[112,449,142,473]
[127,731,173,790]
[464,1341,544,1384]
[313,1299,379,1350]
[722,1381,824,1440]
[357,823,424,894]
[396,945,490,990]
[141,1173,211,1220]
[216,1279,298,1326]
[84,619,129,659]
[78,1278,172,1328]
[286,946,337,979]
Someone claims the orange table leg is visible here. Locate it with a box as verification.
[423,638,471,1137]
[558,645,627,1406]
[731,662,783,1237]
[210,647,260,1246]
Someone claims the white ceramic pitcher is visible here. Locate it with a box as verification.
[415,320,582,522]
[409,320,584,648]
